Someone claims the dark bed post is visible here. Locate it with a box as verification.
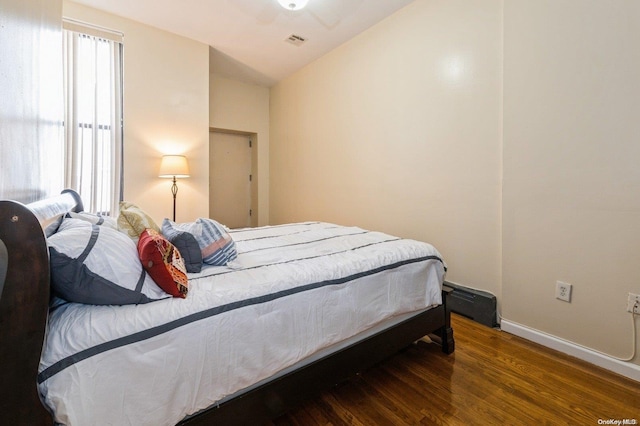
[0,200,53,424]
[440,285,455,354]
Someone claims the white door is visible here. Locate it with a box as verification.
[209,132,252,229]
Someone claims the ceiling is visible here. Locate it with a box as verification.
[70,0,415,86]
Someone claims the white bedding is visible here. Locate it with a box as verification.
[38,222,446,425]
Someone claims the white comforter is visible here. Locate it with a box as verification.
[38,222,445,425]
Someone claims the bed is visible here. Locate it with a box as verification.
[0,189,454,425]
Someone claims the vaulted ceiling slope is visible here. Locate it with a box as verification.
[70,0,416,86]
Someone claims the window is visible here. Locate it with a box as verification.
[63,20,123,216]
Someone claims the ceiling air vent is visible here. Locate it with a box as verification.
[285,34,307,46]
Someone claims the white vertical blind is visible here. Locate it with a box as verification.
[63,23,123,215]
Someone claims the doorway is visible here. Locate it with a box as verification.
[209,130,254,229]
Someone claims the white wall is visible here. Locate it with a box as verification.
[502,0,640,364]
[270,0,640,371]
[63,1,210,223]
[270,0,503,297]
[209,75,270,225]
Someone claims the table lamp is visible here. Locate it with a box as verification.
[159,155,190,221]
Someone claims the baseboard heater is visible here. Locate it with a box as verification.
[444,281,497,328]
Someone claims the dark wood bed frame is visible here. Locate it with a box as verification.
[0,190,454,425]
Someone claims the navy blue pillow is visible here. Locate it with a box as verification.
[166,231,203,273]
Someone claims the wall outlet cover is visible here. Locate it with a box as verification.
[627,293,640,314]
[556,281,572,302]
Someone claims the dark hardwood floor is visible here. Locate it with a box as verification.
[270,314,640,425]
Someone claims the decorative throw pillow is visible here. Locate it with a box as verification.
[162,218,237,266]
[48,218,168,305]
[65,211,118,229]
[117,201,160,242]
[138,229,188,298]
[165,231,203,273]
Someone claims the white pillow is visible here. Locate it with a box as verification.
[48,218,168,305]
[64,211,118,229]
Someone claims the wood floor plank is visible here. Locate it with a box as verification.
[270,314,640,425]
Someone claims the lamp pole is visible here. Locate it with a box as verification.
[171,175,178,222]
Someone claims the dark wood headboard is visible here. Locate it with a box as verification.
[0,189,83,424]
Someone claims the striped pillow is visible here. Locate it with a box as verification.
[162,218,237,266]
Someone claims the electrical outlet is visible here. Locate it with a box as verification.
[627,293,640,314]
[556,281,572,302]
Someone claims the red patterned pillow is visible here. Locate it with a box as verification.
[137,228,188,298]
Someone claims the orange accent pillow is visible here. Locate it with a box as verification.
[137,228,188,298]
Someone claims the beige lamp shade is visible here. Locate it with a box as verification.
[159,155,190,178]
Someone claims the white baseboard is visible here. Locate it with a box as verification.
[500,319,640,382]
